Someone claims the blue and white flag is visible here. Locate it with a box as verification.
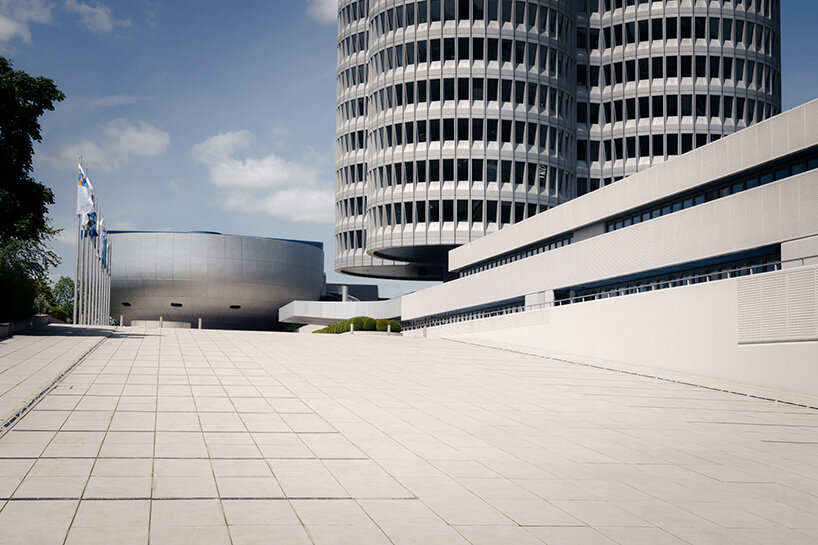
[76,164,95,225]
[87,211,98,239]
[98,217,106,256]
[101,220,108,267]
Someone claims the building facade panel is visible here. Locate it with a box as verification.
[110,232,325,329]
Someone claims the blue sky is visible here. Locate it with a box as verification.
[2,0,817,297]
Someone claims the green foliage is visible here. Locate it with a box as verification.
[0,57,65,321]
[311,316,402,334]
[361,316,376,331]
[0,57,65,245]
[48,305,69,323]
[374,319,402,332]
[53,276,74,321]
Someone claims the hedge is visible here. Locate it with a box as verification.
[313,316,401,334]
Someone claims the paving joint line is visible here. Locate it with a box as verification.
[443,338,818,412]
[0,332,113,438]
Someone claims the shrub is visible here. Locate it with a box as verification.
[349,316,366,332]
[361,316,376,331]
[311,316,395,334]
[49,306,69,323]
[375,319,403,332]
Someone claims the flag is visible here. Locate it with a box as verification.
[76,164,95,225]
[101,220,108,267]
[98,217,106,257]
[87,211,98,239]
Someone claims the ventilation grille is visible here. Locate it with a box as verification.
[737,266,818,344]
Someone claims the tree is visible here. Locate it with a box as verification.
[0,57,65,321]
[53,275,74,321]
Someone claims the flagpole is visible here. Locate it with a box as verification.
[77,225,83,325]
[97,224,102,325]
[73,216,80,325]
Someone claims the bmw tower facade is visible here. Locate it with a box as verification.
[335,0,781,280]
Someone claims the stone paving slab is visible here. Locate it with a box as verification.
[0,327,816,544]
[0,324,112,429]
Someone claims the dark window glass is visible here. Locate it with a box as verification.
[457,37,469,61]
[458,0,470,20]
[444,0,456,20]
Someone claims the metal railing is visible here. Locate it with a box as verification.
[403,257,804,331]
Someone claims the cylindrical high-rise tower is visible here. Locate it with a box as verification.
[335,0,782,280]
[575,0,781,193]
[336,0,577,280]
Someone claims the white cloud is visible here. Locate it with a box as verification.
[77,94,148,109]
[0,0,52,44]
[55,225,77,246]
[53,119,170,171]
[64,0,130,33]
[0,13,29,41]
[192,130,334,224]
[305,0,336,24]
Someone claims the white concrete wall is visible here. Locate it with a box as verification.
[402,171,818,320]
[279,298,402,326]
[782,234,818,269]
[407,269,818,400]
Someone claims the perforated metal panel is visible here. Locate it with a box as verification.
[737,266,818,343]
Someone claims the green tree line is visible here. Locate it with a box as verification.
[0,56,67,322]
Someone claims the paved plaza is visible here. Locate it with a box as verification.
[0,325,816,544]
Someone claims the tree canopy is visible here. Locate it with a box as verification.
[0,57,65,321]
[0,56,65,244]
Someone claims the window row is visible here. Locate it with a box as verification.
[369,198,548,230]
[339,0,367,27]
[560,254,781,305]
[459,233,574,276]
[579,16,777,55]
[368,77,574,119]
[580,0,778,19]
[578,55,779,93]
[370,1,572,42]
[579,133,718,165]
[337,162,366,187]
[338,196,366,218]
[401,297,526,331]
[369,36,572,79]
[339,229,366,251]
[338,30,367,58]
[363,117,574,158]
[338,63,367,92]
[338,96,366,123]
[577,94,778,126]
[604,149,818,231]
[368,159,571,194]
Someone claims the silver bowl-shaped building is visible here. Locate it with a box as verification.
[109,231,325,330]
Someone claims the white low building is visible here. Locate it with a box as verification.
[284,99,818,399]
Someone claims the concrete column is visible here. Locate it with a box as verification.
[198,318,202,329]
[341,285,349,302]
